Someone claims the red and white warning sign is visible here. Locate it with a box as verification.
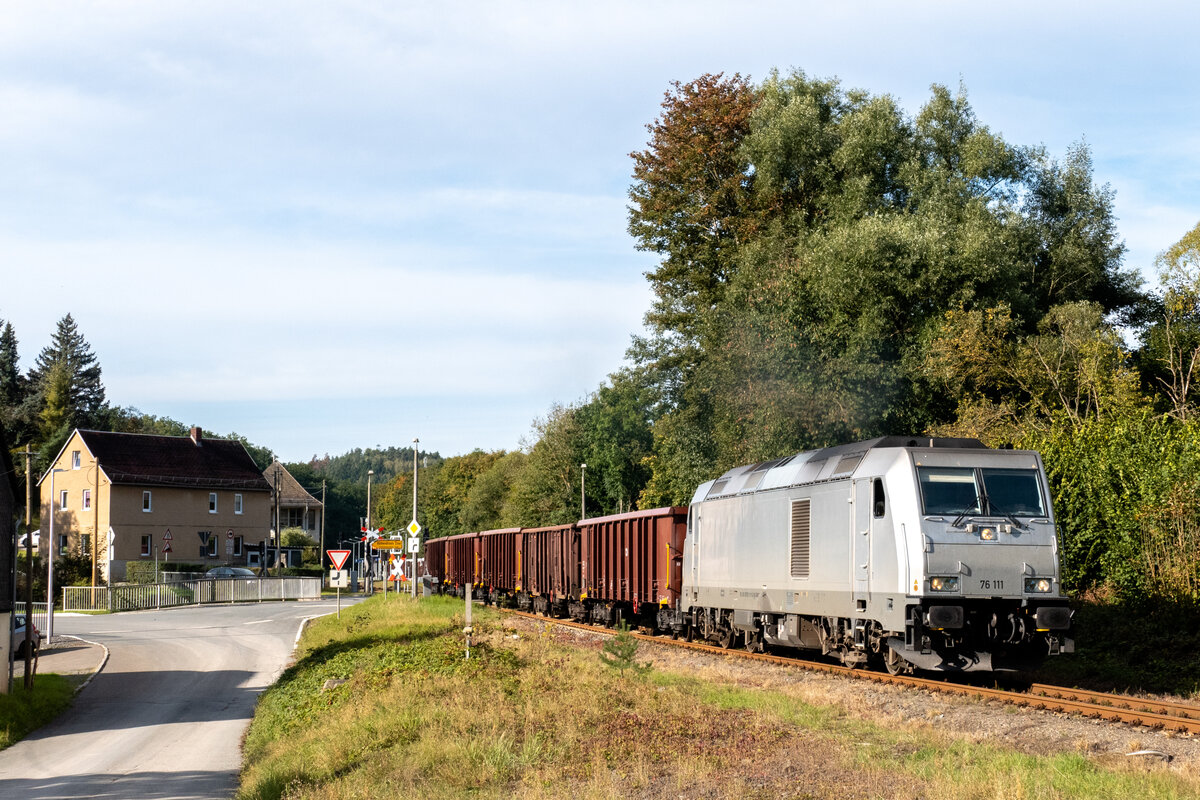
[327,549,351,571]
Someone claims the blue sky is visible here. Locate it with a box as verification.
[2,2,1198,462]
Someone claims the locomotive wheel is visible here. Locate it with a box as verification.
[883,645,908,676]
[717,628,736,649]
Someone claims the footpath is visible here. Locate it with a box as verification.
[16,635,108,684]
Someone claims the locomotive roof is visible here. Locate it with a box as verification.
[696,436,989,502]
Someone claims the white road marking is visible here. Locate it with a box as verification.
[243,619,274,625]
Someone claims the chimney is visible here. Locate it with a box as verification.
[190,426,203,445]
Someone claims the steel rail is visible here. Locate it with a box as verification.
[503,608,1200,734]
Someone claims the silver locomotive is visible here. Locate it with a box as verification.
[671,436,1073,673]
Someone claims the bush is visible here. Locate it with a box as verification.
[125,561,205,584]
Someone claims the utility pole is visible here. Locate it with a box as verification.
[23,445,32,689]
[273,468,281,577]
[91,460,99,591]
[412,438,418,599]
[580,463,586,520]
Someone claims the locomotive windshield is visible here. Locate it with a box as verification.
[918,467,1045,517]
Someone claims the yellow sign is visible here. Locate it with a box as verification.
[407,520,422,536]
[371,539,407,551]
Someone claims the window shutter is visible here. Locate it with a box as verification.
[790,499,811,578]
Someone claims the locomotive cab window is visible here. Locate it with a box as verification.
[918,466,1045,517]
[918,467,980,515]
[872,478,885,517]
[980,468,1045,516]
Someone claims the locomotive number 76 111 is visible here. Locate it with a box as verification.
[979,579,1004,590]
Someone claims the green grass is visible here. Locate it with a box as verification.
[238,596,1200,800]
[0,673,76,749]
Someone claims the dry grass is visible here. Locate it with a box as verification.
[237,596,1200,800]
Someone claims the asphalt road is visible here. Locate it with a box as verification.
[0,599,356,799]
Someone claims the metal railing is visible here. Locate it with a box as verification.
[62,577,322,613]
[15,602,48,635]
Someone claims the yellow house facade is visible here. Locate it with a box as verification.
[39,427,272,582]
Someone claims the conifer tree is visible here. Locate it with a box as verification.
[598,621,651,675]
[29,313,106,427]
[0,321,21,408]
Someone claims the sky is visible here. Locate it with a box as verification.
[2,2,1199,463]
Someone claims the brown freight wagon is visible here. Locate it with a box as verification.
[479,527,521,604]
[517,523,580,616]
[443,532,480,596]
[577,506,688,629]
[425,536,447,588]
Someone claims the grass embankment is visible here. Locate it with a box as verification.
[240,596,1198,800]
[0,674,75,749]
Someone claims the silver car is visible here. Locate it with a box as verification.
[12,614,43,659]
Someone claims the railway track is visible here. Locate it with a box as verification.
[505,609,1200,734]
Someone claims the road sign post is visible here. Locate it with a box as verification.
[407,520,422,599]
[327,549,352,617]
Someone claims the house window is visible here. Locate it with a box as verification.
[81,533,91,555]
[82,489,92,511]
[143,491,152,512]
[234,494,243,515]
[205,535,217,558]
[141,535,151,557]
[58,533,68,556]
[234,536,243,557]
[284,508,306,528]
[71,450,81,469]
[209,493,218,513]
[60,490,68,510]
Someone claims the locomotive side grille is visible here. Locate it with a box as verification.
[790,499,811,578]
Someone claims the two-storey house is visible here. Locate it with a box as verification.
[39,427,272,582]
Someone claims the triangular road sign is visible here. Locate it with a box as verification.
[327,549,351,571]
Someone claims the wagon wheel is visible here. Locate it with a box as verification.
[743,631,763,654]
[883,645,909,676]
[717,627,736,650]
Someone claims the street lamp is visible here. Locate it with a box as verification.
[412,438,418,599]
[46,467,66,641]
[580,463,586,521]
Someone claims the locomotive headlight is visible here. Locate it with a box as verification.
[979,527,997,541]
[929,576,959,592]
[1025,577,1052,593]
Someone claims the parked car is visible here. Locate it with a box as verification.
[17,531,39,549]
[206,566,256,579]
[12,614,43,659]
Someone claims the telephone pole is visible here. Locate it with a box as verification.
[412,438,419,599]
[23,445,33,689]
